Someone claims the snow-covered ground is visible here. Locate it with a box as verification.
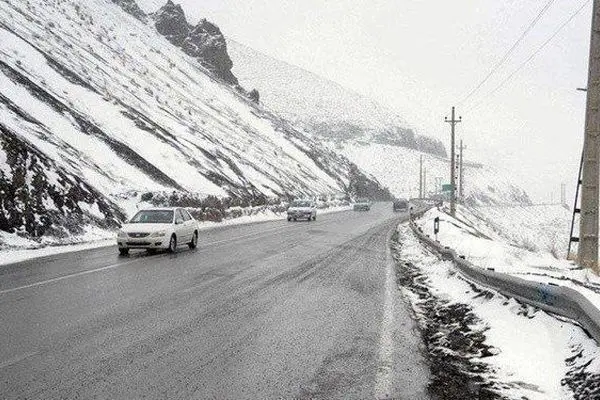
[414,204,600,313]
[396,225,600,399]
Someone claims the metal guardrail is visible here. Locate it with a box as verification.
[408,218,600,344]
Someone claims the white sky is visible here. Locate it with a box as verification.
[138,0,592,203]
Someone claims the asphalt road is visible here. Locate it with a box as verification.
[0,203,430,399]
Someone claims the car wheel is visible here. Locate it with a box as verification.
[287,217,292,222]
[119,248,129,256]
[293,218,297,222]
[312,215,316,221]
[167,234,177,253]
[188,231,198,249]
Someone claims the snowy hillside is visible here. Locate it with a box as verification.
[228,40,447,157]
[227,39,540,205]
[339,141,531,205]
[0,0,390,244]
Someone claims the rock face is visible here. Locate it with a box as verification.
[154,1,238,85]
[183,20,237,85]
[111,0,146,20]
[0,125,124,238]
[154,0,189,45]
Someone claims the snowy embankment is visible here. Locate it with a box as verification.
[417,204,600,312]
[397,204,600,398]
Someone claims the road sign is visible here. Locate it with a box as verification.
[442,184,454,192]
[434,217,440,234]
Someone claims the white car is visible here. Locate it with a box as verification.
[117,207,199,255]
[287,200,317,222]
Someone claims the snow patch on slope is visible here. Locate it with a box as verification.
[340,142,529,205]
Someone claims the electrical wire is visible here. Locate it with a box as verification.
[466,0,591,113]
[459,0,557,106]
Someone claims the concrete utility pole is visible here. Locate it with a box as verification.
[445,107,461,217]
[419,155,423,198]
[578,0,600,273]
[424,167,427,198]
[459,140,467,203]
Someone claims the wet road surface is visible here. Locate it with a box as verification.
[0,203,430,399]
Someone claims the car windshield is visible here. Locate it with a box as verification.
[290,201,311,207]
[129,210,174,224]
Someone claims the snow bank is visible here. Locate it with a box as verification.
[397,225,600,399]
[413,204,600,313]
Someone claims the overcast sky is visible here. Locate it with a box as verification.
[138,0,591,202]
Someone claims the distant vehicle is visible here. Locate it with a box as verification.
[393,199,409,212]
[353,198,371,211]
[117,207,199,255]
[287,200,317,221]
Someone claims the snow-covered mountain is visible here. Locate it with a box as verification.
[228,40,447,157]
[339,142,530,205]
[0,0,391,242]
[228,40,530,205]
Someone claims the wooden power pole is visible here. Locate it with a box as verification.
[459,140,466,203]
[445,107,461,217]
[578,0,600,272]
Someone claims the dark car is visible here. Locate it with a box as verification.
[353,198,371,211]
[393,199,409,212]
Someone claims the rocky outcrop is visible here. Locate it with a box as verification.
[154,0,189,45]
[111,0,146,21]
[182,19,237,85]
[153,1,238,85]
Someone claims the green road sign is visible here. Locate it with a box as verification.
[442,184,454,192]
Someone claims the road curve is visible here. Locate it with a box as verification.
[0,203,430,399]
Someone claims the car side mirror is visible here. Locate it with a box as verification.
[175,218,184,225]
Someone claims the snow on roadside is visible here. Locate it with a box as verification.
[395,225,600,400]
[414,204,600,314]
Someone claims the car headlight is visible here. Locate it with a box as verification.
[117,230,127,237]
[150,231,166,237]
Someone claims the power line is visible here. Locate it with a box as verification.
[459,0,557,106]
[467,0,591,112]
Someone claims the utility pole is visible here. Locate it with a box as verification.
[445,106,461,217]
[578,0,600,272]
[459,140,466,203]
[419,155,423,198]
[424,167,427,198]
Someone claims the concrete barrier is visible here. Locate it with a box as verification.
[408,220,600,343]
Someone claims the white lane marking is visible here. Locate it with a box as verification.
[0,351,38,369]
[375,231,397,399]
[0,259,142,295]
